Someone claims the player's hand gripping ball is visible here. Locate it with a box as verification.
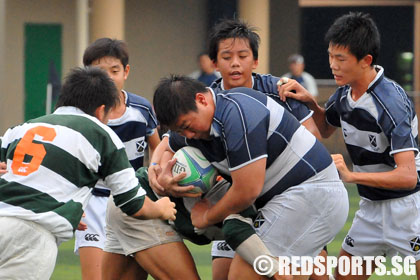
[172,146,218,194]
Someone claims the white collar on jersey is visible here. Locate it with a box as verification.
[367,65,384,90]
[220,75,255,91]
[207,87,219,137]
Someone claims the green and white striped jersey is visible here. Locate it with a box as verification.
[0,106,146,244]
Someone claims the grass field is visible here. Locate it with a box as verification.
[51,184,416,279]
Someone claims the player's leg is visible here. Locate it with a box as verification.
[74,194,108,280]
[211,240,235,280]
[133,241,200,280]
[212,257,232,280]
[102,252,148,280]
[79,247,103,280]
[106,196,198,279]
[334,249,372,280]
[228,254,294,280]
[309,247,329,280]
[416,260,420,280]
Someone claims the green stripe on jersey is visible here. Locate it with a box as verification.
[113,184,145,215]
[32,114,132,176]
[42,143,99,188]
[5,140,99,189]
[0,178,83,229]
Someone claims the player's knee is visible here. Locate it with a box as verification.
[222,218,254,250]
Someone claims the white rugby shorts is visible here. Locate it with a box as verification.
[74,194,108,254]
[0,217,57,280]
[342,191,420,260]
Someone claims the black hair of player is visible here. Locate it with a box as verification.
[83,38,129,69]
[153,75,207,128]
[325,12,380,65]
[208,19,260,62]
[56,67,120,116]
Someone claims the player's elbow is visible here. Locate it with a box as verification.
[396,173,418,190]
[402,176,418,190]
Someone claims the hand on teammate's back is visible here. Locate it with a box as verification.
[278,77,314,105]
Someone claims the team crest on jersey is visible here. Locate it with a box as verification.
[368,134,379,151]
[410,236,420,253]
[253,211,265,228]
[136,140,147,153]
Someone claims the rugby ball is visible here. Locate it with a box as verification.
[172,146,218,194]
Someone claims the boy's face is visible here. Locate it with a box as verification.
[214,38,258,90]
[173,93,213,140]
[91,56,129,93]
[328,44,367,87]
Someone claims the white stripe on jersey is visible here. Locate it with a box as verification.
[104,167,144,197]
[261,126,317,196]
[341,120,389,154]
[266,97,284,139]
[412,115,418,138]
[54,106,125,150]
[108,105,147,126]
[346,90,379,119]
[3,122,102,172]
[124,136,146,161]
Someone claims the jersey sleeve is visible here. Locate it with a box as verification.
[381,91,419,155]
[256,74,312,123]
[145,103,158,137]
[168,131,188,153]
[220,96,268,170]
[99,133,146,216]
[325,90,342,127]
[284,98,313,123]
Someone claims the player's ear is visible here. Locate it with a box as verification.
[123,64,130,80]
[252,58,259,70]
[361,54,373,68]
[195,93,208,106]
[94,105,107,124]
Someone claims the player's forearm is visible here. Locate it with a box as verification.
[132,196,175,220]
[149,136,170,166]
[206,191,256,225]
[348,169,417,190]
[311,105,336,138]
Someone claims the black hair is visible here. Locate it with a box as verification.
[55,67,119,116]
[208,19,260,62]
[325,12,380,64]
[153,75,207,127]
[83,38,129,69]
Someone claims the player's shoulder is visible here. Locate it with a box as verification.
[209,77,223,89]
[126,91,152,108]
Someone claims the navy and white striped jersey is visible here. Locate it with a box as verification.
[168,87,336,208]
[325,66,420,200]
[109,91,158,170]
[210,73,313,123]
